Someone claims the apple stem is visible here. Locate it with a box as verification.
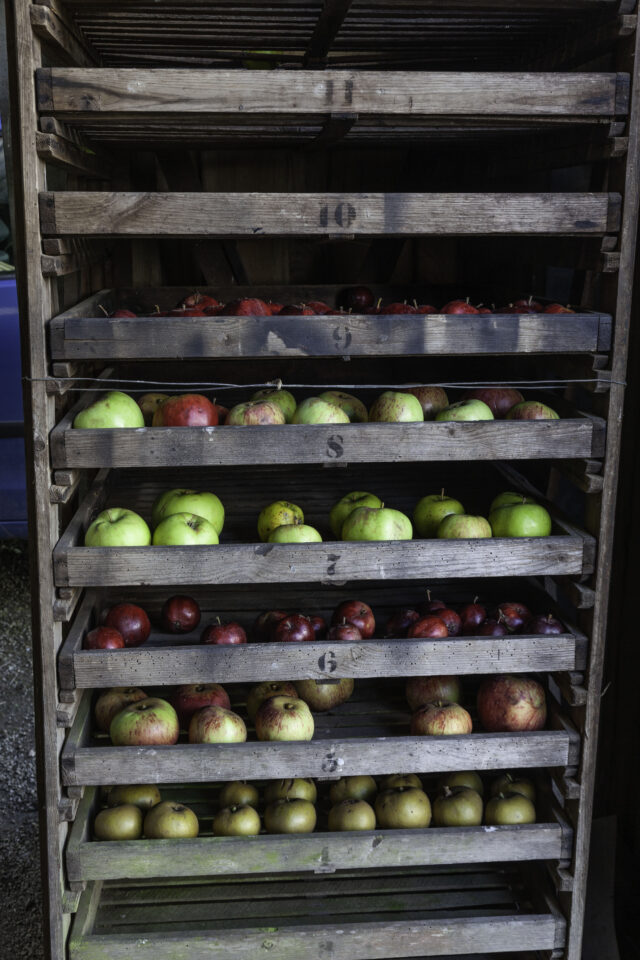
[440,488,445,500]
[442,786,453,798]
[216,616,221,625]
[274,378,283,392]
[473,596,479,604]
[98,303,109,317]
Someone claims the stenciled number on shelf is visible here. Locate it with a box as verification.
[326,553,341,577]
[320,202,357,229]
[332,325,352,350]
[322,747,344,774]
[318,650,338,674]
[325,434,344,459]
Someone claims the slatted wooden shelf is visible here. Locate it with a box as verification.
[58,588,587,691]
[66,785,572,883]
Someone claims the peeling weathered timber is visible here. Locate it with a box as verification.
[38,192,621,238]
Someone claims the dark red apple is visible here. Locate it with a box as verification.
[477,306,493,314]
[327,621,362,643]
[279,304,314,316]
[272,614,315,643]
[441,299,479,315]
[435,608,462,636]
[212,402,229,423]
[477,674,546,732]
[172,682,231,726]
[460,601,487,634]
[476,619,508,637]
[201,620,247,645]
[462,388,524,419]
[104,603,151,648]
[415,304,437,314]
[513,296,543,312]
[308,615,327,639]
[152,394,218,427]
[225,298,270,316]
[84,626,125,651]
[385,607,420,637]
[331,601,375,639]
[306,301,332,315]
[252,609,288,642]
[266,302,283,316]
[544,303,574,314]
[408,615,449,639]
[383,302,418,314]
[419,598,446,614]
[339,286,374,312]
[113,308,137,318]
[181,293,220,310]
[168,307,207,317]
[161,595,201,634]
[406,675,463,711]
[497,602,531,633]
[524,614,565,635]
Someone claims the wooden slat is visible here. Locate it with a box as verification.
[39,192,621,238]
[30,5,99,68]
[35,131,110,179]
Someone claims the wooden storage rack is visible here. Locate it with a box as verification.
[5,2,640,959]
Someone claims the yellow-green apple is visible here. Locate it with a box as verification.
[138,392,169,426]
[227,399,286,426]
[330,492,383,538]
[462,388,523,419]
[489,503,551,538]
[328,798,376,831]
[295,678,354,711]
[258,501,304,542]
[331,600,375,638]
[218,781,259,809]
[406,387,449,419]
[172,683,230,727]
[433,786,483,826]
[485,793,536,825]
[213,804,261,836]
[411,700,473,735]
[375,787,431,828]
[107,784,161,811]
[380,773,423,790]
[85,508,151,547]
[94,804,143,840]
[153,489,224,534]
[506,401,559,420]
[268,524,322,543]
[152,512,219,546]
[318,391,368,423]
[255,695,314,741]
[110,697,180,745]
[143,801,199,838]
[438,771,484,795]
[264,797,317,834]
[292,397,350,425]
[246,681,298,721]
[265,778,317,803]
[413,492,465,538]
[490,773,536,802]
[437,514,492,539]
[95,687,148,733]
[477,675,546,731]
[252,388,297,423]
[188,705,247,743]
[406,676,463,712]
[73,391,144,429]
[489,491,536,513]
[369,391,424,423]
[341,506,412,541]
[330,775,377,805]
[435,399,494,422]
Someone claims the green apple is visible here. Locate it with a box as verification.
[265,778,317,804]
[143,801,200,838]
[292,397,350,425]
[329,492,383,538]
[489,503,552,538]
[94,804,143,840]
[435,399,494,422]
[152,512,219,546]
[213,804,261,836]
[73,390,144,429]
[107,784,161,811]
[489,491,536,513]
[218,781,260,809]
[341,506,412,541]
[252,388,297,423]
[85,508,151,547]
[369,391,424,423]
[138,392,169,426]
[264,797,317,834]
[380,773,423,790]
[257,501,304,542]
[413,492,465,538]
[375,787,431,829]
[227,399,286,425]
[490,774,536,803]
[268,524,322,543]
[328,799,376,831]
[433,786,483,827]
[437,514,492,539]
[485,793,536,826]
[506,401,559,420]
[318,390,368,423]
[329,775,377,805]
[153,488,224,534]
[110,697,180,746]
[437,771,484,796]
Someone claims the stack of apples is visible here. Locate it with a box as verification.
[94,783,200,841]
[386,595,564,640]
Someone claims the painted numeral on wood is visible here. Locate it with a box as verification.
[322,748,344,774]
[318,650,338,674]
[326,435,344,459]
[332,325,352,350]
[326,554,341,577]
[320,203,357,228]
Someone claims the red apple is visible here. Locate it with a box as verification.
[172,683,231,727]
[408,615,448,639]
[212,402,229,422]
[266,302,283,316]
[477,675,547,732]
[476,619,508,636]
[181,293,220,310]
[308,615,327,639]
[84,627,125,651]
[152,394,218,427]
[513,296,543,312]
[524,614,565,635]
[441,299,479,315]
[415,304,437,314]
[327,621,362,643]
[419,595,446,614]
[168,307,207,317]
[434,608,461,636]
[252,610,289,642]
[104,603,151,648]
[279,304,315,316]
[306,301,332,315]
[460,601,486,634]
[477,306,493,314]
[201,620,247,645]
[113,308,137,318]
[497,602,531,633]
[339,286,374,312]
[272,614,315,643]
[544,303,574,314]
[406,676,463,711]
[385,607,420,637]
[161,595,201,634]
[383,302,417,314]
[331,601,375,639]
[225,298,270,316]
[411,700,473,735]
[462,388,524,419]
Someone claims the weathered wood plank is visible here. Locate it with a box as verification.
[39,192,621,238]
[30,5,98,68]
[35,131,110,178]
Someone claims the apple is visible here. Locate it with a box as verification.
[433,786,483,827]
[252,610,289,642]
[437,514,492,539]
[212,401,229,422]
[435,399,494,422]
[252,388,297,423]
[73,391,145,430]
[544,303,574,314]
[264,798,317,834]
[255,696,314,741]
[225,298,270,316]
[153,489,224,534]
[219,781,260,809]
[441,299,479,315]
[104,603,151,648]
[462,388,524,419]
[411,700,473,735]
[407,615,448,639]
[485,794,536,826]
[318,391,368,423]
[265,778,317,803]
[489,491,536,513]
[172,683,230,726]
[181,293,220,310]
[95,687,148,733]
[292,397,350,425]
[272,614,315,643]
[384,302,417,315]
[138,393,169,426]
[525,614,565,635]
[332,600,375,638]
[342,506,412,541]
[152,512,219,545]
[330,775,377,805]
[144,801,199,838]
[413,492,465,538]
[438,771,484,795]
[152,394,218,427]
[112,308,137,318]
[307,300,332,315]
[328,799,376,831]
[246,681,298,721]
[385,607,420,637]
[296,678,354,711]
[85,508,151,547]
[380,773,422,790]
[107,784,162,811]
[84,626,125,651]
[279,304,314,316]
[258,501,304,542]
[477,619,508,636]
[213,804,261,836]
[375,787,431,828]
[435,608,461,636]
[506,400,560,420]
[406,387,449,419]
[460,601,486,634]
[477,675,546,732]
[490,774,536,803]
[94,804,143,841]
[327,622,362,643]
[339,285,374,311]
[162,595,201,633]
[416,304,437,314]
[110,697,180,746]
[406,676,463,711]
[513,296,543,312]
[489,503,552,538]
[201,620,247,645]
[369,391,424,423]
[308,615,327,639]
[268,524,323,543]
[188,705,247,743]
[496,602,531,633]
[227,399,286,426]
[330,492,383,538]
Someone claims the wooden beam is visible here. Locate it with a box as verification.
[35,131,110,179]
[305,1,354,66]
[30,5,98,68]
